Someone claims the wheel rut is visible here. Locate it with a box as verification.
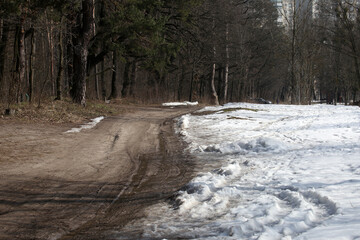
[0,105,200,240]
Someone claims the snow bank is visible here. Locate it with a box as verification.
[176,115,190,136]
[201,137,286,154]
[65,116,104,133]
[120,103,360,239]
[177,161,243,219]
[162,101,198,107]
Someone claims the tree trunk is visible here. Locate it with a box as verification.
[178,63,185,101]
[230,74,234,102]
[217,67,222,102]
[95,64,100,100]
[55,21,64,101]
[109,51,118,99]
[98,1,107,101]
[17,18,26,103]
[224,23,229,103]
[28,28,35,103]
[210,16,219,105]
[100,59,106,101]
[211,63,219,106]
[46,15,55,96]
[290,0,297,104]
[71,44,87,105]
[348,35,360,89]
[71,0,95,106]
[129,61,138,97]
[0,20,9,92]
[352,89,357,103]
[9,28,19,107]
[189,64,194,102]
[92,0,99,100]
[66,30,74,95]
[121,60,132,98]
[199,75,204,99]
[8,18,25,106]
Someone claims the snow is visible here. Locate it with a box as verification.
[122,103,360,239]
[65,116,104,133]
[162,101,199,107]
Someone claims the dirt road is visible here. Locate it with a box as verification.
[0,105,199,239]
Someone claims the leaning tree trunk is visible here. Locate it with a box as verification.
[71,0,95,106]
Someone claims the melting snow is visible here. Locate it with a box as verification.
[162,101,199,107]
[122,103,360,239]
[65,116,104,133]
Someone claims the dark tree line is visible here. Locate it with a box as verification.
[315,0,360,104]
[0,0,359,108]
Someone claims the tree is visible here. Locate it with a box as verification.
[0,18,9,96]
[70,0,95,106]
[282,0,317,104]
[1,0,357,107]
[316,0,360,103]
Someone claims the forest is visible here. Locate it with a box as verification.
[0,0,360,109]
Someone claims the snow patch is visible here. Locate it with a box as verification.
[176,115,190,136]
[202,137,286,155]
[162,101,198,107]
[119,103,360,239]
[65,116,104,133]
[176,161,243,219]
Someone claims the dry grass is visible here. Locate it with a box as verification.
[0,98,127,124]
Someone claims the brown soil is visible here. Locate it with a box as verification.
[0,104,200,239]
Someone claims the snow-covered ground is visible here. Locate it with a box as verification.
[123,103,360,239]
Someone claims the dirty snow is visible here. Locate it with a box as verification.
[65,116,104,133]
[162,101,199,107]
[123,103,360,239]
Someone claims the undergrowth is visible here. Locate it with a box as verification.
[0,98,126,124]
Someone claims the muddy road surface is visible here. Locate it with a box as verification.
[0,105,200,239]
